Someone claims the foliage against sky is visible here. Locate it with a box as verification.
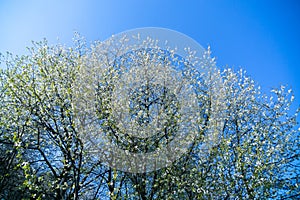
[0,33,299,199]
[0,0,299,105]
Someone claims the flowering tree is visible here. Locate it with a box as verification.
[0,31,299,199]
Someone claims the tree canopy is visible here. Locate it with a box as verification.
[0,35,299,199]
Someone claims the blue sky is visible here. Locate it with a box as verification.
[0,0,299,108]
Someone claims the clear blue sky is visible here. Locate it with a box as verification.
[0,0,299,107]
